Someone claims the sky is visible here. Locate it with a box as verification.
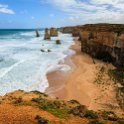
[0,0,124,28]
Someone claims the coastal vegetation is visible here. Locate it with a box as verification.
[0,90,123,123]
[35,115,49,124]
[108,69,124,110]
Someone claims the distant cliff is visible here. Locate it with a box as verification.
[59,24,124,68]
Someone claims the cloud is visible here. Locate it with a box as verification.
[41,0,124,25]
[0,4,15,14]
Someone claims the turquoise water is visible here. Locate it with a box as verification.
[0,29,74,95]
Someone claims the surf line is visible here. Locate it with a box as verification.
[0,60,25,79]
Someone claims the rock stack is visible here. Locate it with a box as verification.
[44,28,58,40]
[50,28,58,37]
[44,28,51,40]
[36,30,40,37]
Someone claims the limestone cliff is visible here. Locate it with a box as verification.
[59,24,124,68]
[50,28,58,37]
[44,28,51,40]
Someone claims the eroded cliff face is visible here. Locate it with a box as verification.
[50,28,58,37]
[59,24,124,68]
[79,24,124,67]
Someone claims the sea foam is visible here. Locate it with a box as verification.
[0,30,74,95]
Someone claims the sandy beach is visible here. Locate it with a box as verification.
[46,38,124,114]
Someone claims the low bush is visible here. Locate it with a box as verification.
[84,110,98,119]
[70,105,98,119]
[101,111,118,121]
[32,97,70,119]
[108,69,124,87]
[68,100,80,104]
[13,97,23,104]
[89,120,105,124]
[35,115,49,124]
[31,91,48,97]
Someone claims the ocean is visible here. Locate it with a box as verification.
[0,29,75,95]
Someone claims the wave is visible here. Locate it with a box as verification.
[0,31,74,95]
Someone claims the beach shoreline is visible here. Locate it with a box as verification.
[45,38,77,99]
[45,37,124,115]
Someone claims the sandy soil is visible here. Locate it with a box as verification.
[0,90,89,124]
[46,39,124,115]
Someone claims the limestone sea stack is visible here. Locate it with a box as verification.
[36,30,40,37]
[44,28,51,40]
[50,28,58,37]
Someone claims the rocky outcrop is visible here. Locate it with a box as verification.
[59,26,75,33]
[56,39,61,44]
[36,30,40,37]
[50,28,58,37]
[44,28,58,40]
[79,24,124,67]
[44,28,51,40]
[60,24,124,68]
[0,90,123,124]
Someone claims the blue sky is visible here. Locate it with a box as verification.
[0,0,124,28]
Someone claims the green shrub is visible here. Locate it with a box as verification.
[68,100,80,104]
[89,120,105,124]
[84,110,98,119]
[108,69,124,87]
[31,91,48,97]
[35,115,49,124]
[69,105,87,117]
[101,111,118,121]
[44,107,70,119]
[13,97,23,104]
[32,97,70,119]
[69,105,98,119]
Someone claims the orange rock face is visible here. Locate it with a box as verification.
[50,28,58,37]
[44,28,51,40]
[60,24,124,67]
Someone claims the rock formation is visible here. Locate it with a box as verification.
[50,28,58,37]
[79,24,124,67]
[36,30,40,37]
[44,28,51,40]
[56,39,61,44]
[59,24,124,68]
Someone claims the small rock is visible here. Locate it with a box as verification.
[47,49,51,52]
[40,49,45,52]
[56,40,61,44]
